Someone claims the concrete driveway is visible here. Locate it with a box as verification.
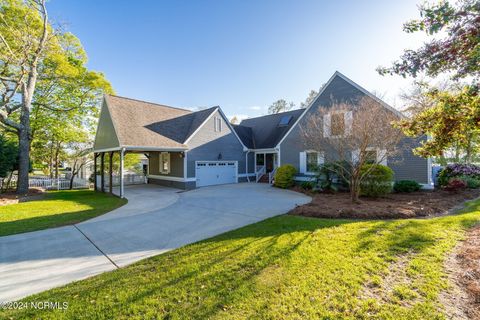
[0,183,310,302]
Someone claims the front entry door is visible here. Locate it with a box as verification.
[266,154,274,173]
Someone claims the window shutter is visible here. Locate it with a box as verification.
[323,114,331,137]
[352,149,360,164]
[378,149,387,165]
[299,151,306,174]
[344,111,353,135]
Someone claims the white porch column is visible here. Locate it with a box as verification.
[120,148,125,198]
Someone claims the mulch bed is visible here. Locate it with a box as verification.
[290,187,480,219]
[0,188,45,206]
[455,225,480,319]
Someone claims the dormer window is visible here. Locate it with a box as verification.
[278,115,292,127]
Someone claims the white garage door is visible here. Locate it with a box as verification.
[196,161,237,187]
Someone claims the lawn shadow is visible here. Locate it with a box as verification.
[0,191,125,237]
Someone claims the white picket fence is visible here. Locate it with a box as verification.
[96,174,147,187]
[1,175,89,190]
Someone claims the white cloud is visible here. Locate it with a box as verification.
[248,106,262,111]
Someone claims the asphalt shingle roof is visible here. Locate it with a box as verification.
[234,109,305,149]
[105,95,216,149]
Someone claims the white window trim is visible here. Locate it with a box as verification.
[159,152,171,174]
[304,150,324,175]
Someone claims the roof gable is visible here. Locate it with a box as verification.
[275,71,403,148]
[93,98,120,151]
[102,95,192,150]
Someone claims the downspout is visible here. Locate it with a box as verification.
[245,150,250,182]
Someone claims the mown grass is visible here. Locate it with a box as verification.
[2,199,480,319]
[0,190,127,236]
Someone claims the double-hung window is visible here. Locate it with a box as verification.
[306,152,319,173]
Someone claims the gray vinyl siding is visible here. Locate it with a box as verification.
[247,152,255,173]
[94,100,120,150]
[280,74,430,185]
[388,137,430,184]
[186,110,247,178]
[148,151,184,177]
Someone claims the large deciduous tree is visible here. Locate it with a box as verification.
[396,85,480,163]
[268,99,295,114]
[301,97,404,202]
[378,0,480,81]
[0,0,112,193]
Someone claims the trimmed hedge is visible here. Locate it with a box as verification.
[274,164,297,189]
[359,164,394,197]
[393,180,421,193]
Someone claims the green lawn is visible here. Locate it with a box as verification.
[0,190,127,237]
[2,199,480,319]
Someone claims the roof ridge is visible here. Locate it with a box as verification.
[106,94,193,113]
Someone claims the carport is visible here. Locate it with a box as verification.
[92,146,187,198]
[93,95,190,198]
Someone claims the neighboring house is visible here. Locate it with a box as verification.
[93,71,432,195]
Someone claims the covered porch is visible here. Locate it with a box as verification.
[254,149,280,184]
[92,147,187,198]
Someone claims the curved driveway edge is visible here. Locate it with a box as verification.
[0,183,311,302]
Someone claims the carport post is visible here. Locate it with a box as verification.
[109,152,113,194]
[93,153,98,191]
[120,148,125,198]
[100,153,105,193]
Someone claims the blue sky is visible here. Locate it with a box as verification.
[48,0,427,120]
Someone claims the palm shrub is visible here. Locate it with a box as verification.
[315,161,350,192]
[359,164,394,197]
[274,164,297,189]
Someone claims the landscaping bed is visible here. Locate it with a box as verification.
[290,188,480,219]
[0,188,44,206]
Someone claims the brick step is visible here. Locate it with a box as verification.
[258,174,269,183]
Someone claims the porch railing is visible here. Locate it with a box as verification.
[255,166,266,183]
[268,167,277,185]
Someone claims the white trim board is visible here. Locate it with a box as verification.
[148,174,196,182]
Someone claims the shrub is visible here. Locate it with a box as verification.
[300,181,314,190]
[316,161,350,192]
[393,180,421,193]
[459,175,480,189]
[437,163,480,186]
[359,164,394,197]
[444,177,467,192]
[274,164,297,189]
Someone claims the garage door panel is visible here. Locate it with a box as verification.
[196,161,237,187]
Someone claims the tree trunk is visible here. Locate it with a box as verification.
[16,117,30,194]
[54,142,60,179]
[350,178,360,203]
